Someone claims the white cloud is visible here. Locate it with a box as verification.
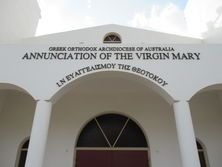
[129,3,188,36]
[87,0,92,9]
[36,0,222,37]
[36,0,95,35]
[37,0,188,36]
[185,0,222,36]
[84,16,95,26]
[130,12,150,29]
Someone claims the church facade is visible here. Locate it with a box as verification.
[0,1,222,167]
[0,24,222,167]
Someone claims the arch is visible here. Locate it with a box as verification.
[15,137,29,167]
[74,111,150,149]
[190,83,222,100]
[0,82,36,100]
[51,71,175,105]
[74,113,150,167]
[103,32,121,43]
[75,112,150,148]
[196,139,209,167]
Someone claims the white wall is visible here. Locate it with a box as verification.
[0,86,221,167]
[44,91,181,167]
[2,44,222,102]
[202,28,222,43]
[190,91,222,167]
[0,0,40,43]
[0,91,35,167]
[0,90,7,113]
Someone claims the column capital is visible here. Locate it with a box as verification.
[35,99,52,103]
[173,100,190,104]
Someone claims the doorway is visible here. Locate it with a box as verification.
[75,113,149,167]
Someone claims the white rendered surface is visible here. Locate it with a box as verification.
[25,100,52,167]
[0,22,222,167]
[173,101,200,167]
[0,83,221,167]
[0,0,40,43]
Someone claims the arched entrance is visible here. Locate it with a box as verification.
[45,71,177,167]
[189,84,222,167]
[75,113,149,167]
[0,83,36,167]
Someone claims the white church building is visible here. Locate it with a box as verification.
[0,1,222,167]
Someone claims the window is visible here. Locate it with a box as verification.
[17,139,29,167]
[197,140,208,167]
[76,113,149,167]
[77,114,147,147]
[103,33,121,43]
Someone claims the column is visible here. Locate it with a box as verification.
[25,100,52,167]
[173,101,200,167]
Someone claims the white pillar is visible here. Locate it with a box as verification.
[25,100,52,167]
[173,101,200,167]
